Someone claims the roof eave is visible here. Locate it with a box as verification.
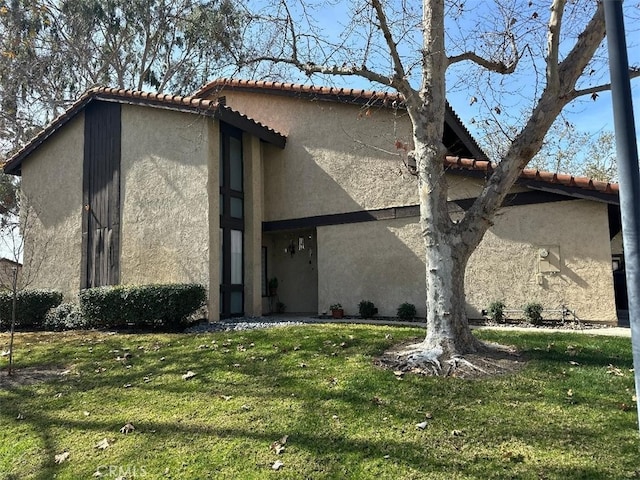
[3,88,286,176]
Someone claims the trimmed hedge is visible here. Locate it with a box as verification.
[79,283,206,330]
[397,302,417,320]
[43,303,90,331]
[0,289,63,330]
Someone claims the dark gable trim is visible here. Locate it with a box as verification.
[217,107,286,149]
[263,192,577,231]
[263,205,421,232]
[445,168,620,206]
[517,180,620,205]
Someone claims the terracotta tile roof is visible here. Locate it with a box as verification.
[195,78,405,106]
[3,86,286,175]
[444,156,619,198]
[195,78,488,160]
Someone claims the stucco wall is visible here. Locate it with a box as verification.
[221,92,418,221]
[317,218,426,317]
[20,114,84,299]
[119,105,210,287]
[466,199,616,322]
[317,200,616,322]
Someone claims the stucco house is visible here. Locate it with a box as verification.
[2,79,623,324]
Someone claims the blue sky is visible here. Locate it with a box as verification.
[281,0,640,166]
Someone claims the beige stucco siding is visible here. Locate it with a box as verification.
[466,199,616,322]
[317,218,426,317]
[119,105,210,287]
[317,200,616,322]
[218,92,418,221]
[20,114,84,299]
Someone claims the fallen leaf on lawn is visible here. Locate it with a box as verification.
[182,371,196,380]
[272,460,284,470]
[383,454,390,459]
[299,363,307,368]
[565,345,580,356]
[340,342,347,348]
[1,349,10,357]
[607,364,624,376]
[16,413,25,420]
[54,392,63,398]
[566,389,574,397]
[393,370,404,377]
[221,395,233,401]
[416,421,428,430]
[160,357,166,361]
[54,451,70,464]
[241,404,251,411]
[93,470,103,477]
[633,394,637,402]
[123,383,132,388]
[372,396,385,406]
[425,412,433,419]
[327,377,338,387]
[95,438,110,450]
[569,361,580,366]
[120,423,135,434]
[451,429,463,436]
[198,344,209,349]
[83,411,90,416]
[143,376,151,383]
[270,435,289,454]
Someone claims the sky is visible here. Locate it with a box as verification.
[286,0,640,168]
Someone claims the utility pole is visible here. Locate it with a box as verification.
[603,0,640,431]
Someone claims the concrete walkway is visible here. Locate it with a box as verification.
[259,315,632,337]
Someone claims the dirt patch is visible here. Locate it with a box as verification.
[0,366,70,389]
[375,340,527,379]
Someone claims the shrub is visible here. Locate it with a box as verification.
[523,302,544,325]
[0,289,63,330]
[487,300,506,323]
[43,303,89,331]
[397,302,417,320]
[358,300,377,319]
[79,283,206,331]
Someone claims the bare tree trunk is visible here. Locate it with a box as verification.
[412,136,481,368]
[423,238,479,356]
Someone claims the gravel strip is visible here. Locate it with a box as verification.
[185,318,306,333]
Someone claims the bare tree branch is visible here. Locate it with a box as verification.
[570,68,640,100]
[447,50,519,74]
[370,0,408,89]
[546,0,566,90]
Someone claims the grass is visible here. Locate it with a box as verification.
[0,324,638,479]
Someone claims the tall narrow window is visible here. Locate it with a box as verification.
[219,124,244,318]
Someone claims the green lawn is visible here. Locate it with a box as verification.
[0,325,638,479]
